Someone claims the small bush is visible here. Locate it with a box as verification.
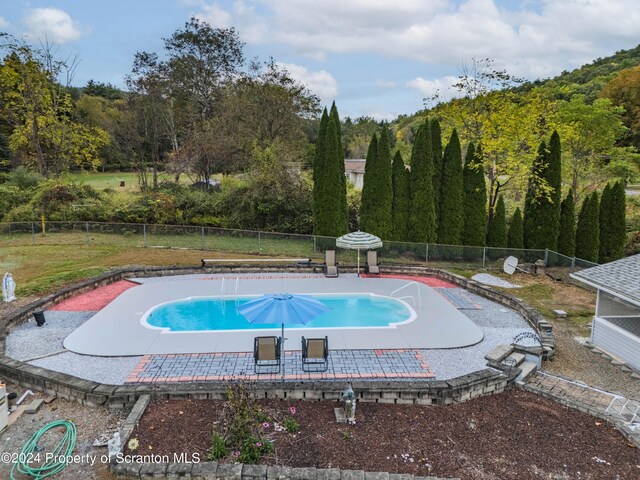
[209,432,227,460]
[283,416,299,433]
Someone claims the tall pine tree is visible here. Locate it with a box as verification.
[557,188,576,257]
[314,115,347,236]
[507,207,524,250]
[599,181,626,263]
[360,133,378,233]
[430,118,443,225]
[391,151,410,241]
[312,108,329,230]
[437,129,464,245]
[486,194,507,248]
[330,102,349,233]
[523,132,562,250]
[408,122,437,242]
[462,142,487,247]
[360,126,393,239]
[575,192,600,262]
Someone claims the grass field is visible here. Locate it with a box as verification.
[68,171,217,192]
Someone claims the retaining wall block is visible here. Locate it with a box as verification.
[166,462,194,479]
[191,462,219,480]
[111,461,143,477]
[341,470,365,480]
[139,462,168,478]
[242,464,268,479]
[316,468,341,480]
[364,472,390,480]
[266,465,294,479]
[216,463,244,480]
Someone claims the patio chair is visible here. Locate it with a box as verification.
[324,250,339,278]
[254,336,281,374]
[365,250,380,275]
[301,336,329,372]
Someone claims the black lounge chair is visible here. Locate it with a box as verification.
[301,336,329,372]
[254,336,281,374]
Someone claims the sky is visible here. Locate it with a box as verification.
[1,0,640,120]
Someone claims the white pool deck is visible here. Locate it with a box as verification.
[63,276,484,356]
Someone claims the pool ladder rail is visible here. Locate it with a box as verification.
[390,281,422,307]
[219,277,242,314]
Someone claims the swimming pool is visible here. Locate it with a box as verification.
[143,294,414,332]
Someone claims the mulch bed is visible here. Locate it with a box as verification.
[127,389,640,479]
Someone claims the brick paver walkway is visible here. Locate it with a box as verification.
[125,349,435,383]
[526,372,616,410]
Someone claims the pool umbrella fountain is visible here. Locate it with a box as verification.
[336,231,383,277]
[236,293,331,379]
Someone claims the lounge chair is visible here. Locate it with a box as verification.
[254,336,281,373]
[324,250,339,278]
[301,336,329,372]
[365,250,380,275]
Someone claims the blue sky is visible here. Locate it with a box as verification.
[2,0,640,120]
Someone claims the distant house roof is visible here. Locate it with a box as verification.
[344,159,366,174]
[571,254,640,306]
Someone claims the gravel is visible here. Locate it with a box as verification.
[6,311,96,361]
[31,351,141,385]
[472,273,521,288]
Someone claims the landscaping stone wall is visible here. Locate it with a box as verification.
[0,264,542,409]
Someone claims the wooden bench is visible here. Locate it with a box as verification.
[201,258,312,267]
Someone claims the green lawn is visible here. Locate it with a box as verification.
[68,171,203,192]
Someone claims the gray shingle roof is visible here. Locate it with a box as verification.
[571,254,640,305]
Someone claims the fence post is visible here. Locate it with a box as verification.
[31,222,35,244]
[570,256,576,274]
[143,224,147,248]
[85,221,89,244]
[258,231,261,250]
[201,227,205,250]
[482,247,486,269]
[544,248,549,266]
[425,243,429,263]
[313,236,317,253]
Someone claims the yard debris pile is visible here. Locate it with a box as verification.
[472,273,521,288]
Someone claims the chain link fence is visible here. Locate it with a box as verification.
[0,221,598,274]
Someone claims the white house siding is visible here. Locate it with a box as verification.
[592,316,640,371]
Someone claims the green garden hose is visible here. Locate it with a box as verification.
[10,420,77,479]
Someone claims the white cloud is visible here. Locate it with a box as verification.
[23,8,82,44]
[195,3,232,28]
[407,75,460,101]
[276,62,338,101]
[194,0,640,80]
[0,17,8,29]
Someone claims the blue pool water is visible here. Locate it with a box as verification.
[145,295,411,331]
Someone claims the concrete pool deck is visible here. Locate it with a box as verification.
[6,273,538,384]
[63,275,484,356]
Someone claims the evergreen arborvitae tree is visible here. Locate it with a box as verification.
[408,122,437,242]
[437,129,464,245]
[360,126,394,239]
[486,194,507,248]
[462,142,487,247]
[312,108,329,232]
[430,118,443,224]
[575,192,600,262]
[330,102,349,233]
[599,181,627,263]
[391,151,410,241]
[314,114,346,236]
[360,133,378,233]
[523,132,562,250]
[507,207,524,250]
[557,189,576,257]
